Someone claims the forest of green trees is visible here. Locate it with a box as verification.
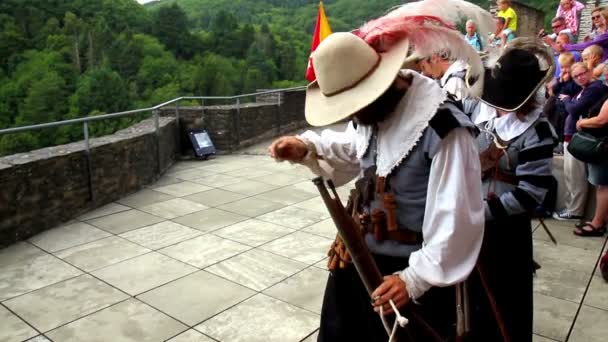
[0,0,557,156]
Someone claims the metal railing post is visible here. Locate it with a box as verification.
[153,109,161,174]
[83,122,94,202]
[175,102,181,155]
[235,98,241,147]
[276,92,282,135]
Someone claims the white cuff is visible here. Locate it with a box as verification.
[399,267,433,301]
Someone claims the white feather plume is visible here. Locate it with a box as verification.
[386,0,496,48]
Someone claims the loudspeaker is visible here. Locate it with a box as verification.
[188,129,216,160]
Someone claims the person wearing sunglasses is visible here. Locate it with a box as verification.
[583,7,607,42]
[539,17,574,43]
[555,62,608,225]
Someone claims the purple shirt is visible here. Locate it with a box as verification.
[564,32,608,61]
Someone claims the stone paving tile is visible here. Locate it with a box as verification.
[223,166,274,179]
[28,222,111,253]
[568,305,608,342]
[184,189,247,207]
[0,242,45,268]
[189,174,244,188]
[260,231,332,264]
[153,181,212,197]
[55,236,150,272]
[533,220,606,250]
[0,304,38,342]
[221,180,280,196]
[165,168,217,181]
[167,329,215,342]
[313,258,329,270]
[26,336,52,342]
[264,267,328,314]
[160,234,251,268]
[292,197,328,214]
[301,330,319,342]
[196,161,250,174]
[146,175,182,189]
[257,162,300,173]
[195,294,319,342]
[217,197,286,217]
[4,274,129,332]
[77,203,131,221]
[46,298,187,342]
[213,219,294,247]
[255,185,318,206]
[533,262,591,303]
[138,271,254,326]
[534,334,559,342]
[119,221,201,250]
[251,172,309,187]
[301,218,336,239]
[139,198,208,220]
[583,275,608,311]
[257,206,328,229]
[533,240,599,275]
[117,189,175,208]
[533,293,579,341]
[205,249,307,291]
[0,254,82,301]
[85,209,165,234]
[172,208,249,232]
[91,253,197,296]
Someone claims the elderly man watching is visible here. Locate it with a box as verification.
[465,19,483,51]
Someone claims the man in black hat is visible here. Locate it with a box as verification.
[464,37,557,342]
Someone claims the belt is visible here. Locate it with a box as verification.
[360,212,423,245]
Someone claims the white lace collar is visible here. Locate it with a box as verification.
[475,102,541,142]
[355,70,447,177]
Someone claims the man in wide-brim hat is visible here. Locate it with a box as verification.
[269,28,485,341]
[463,37,557,342]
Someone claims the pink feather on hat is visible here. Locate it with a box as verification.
[352,0,496,98]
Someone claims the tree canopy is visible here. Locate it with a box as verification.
[0,0,557,156]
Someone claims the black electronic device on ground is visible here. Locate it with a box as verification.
[188,129,216,160]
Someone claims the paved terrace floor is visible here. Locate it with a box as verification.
[1,140,608,342]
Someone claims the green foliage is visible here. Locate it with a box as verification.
[0,0,561,157]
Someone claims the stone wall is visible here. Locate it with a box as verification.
[161,89,307,154]
[0,117,177,248]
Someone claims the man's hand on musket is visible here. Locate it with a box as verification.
[269,136,307,161]
[371,275,410,316]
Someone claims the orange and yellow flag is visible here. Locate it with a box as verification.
[305,1,332,82]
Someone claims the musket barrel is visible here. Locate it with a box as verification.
[312,177,383,295]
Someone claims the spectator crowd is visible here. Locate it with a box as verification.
[461,0,608,281]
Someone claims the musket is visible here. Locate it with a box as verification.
[312,177,443,342]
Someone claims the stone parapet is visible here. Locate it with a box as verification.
[0,117,177,248]
[160,89,307,154]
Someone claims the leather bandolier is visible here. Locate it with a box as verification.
[327,166,423,271]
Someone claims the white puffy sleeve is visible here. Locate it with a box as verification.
[295,122,361,186]
[399,128,485,299]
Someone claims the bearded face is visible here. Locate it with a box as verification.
[352,74,413,126]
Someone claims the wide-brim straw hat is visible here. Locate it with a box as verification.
[305,32,410,126]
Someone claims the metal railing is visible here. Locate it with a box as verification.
[0,86,306,200]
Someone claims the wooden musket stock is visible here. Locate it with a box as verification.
[312,177,444,342]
